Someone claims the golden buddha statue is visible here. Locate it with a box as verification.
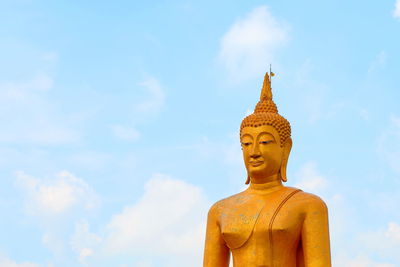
[203,72,331,267]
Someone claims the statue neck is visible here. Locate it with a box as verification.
[247,180,283,195]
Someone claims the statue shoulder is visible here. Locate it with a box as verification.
[291,189,328,213]
[207,191,248,216]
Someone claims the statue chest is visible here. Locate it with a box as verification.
[219,188,302,250]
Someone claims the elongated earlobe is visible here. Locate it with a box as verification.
[280,167,288,182]
[280,138,292,182]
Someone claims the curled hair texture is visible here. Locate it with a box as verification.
[240,113,291,146]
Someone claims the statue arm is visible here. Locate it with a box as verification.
[203,204,230,267]
[301,196,332,267]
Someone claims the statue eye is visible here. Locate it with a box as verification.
[260,140,272,144]
[241,142,252,147]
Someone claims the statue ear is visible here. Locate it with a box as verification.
[280,138,292,182]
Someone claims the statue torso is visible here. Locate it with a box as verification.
[215,186,308,267]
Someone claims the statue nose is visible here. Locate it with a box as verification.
[250,145,261,158]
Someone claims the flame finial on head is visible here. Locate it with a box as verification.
[253,72,278,114]
[260,72,273,101]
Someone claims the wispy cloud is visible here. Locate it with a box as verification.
[293,161,328,194]
[0,74,81,145]
[136,76,165,114]
[335,255,396,267]
[368,51,387,73]
[70,220,102,264]
[377,115,400,174]
[69,150,113,171]
[394,0,400,18]
[292,59,344,124]
[15,170,99,216]
[0,255,39,267]
[109,75,165,141]
[111,124,140,141]
[358,221,400,263]
[218,6,288,82]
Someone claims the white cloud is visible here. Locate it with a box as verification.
[387,222,400,241]
[369,190,400,217]
[293,161,328,193]
[15,170,99,216]
[335,255,396,267]
[41,232,65,258]
[24,73,53,91]
[136,76,165,113]
[103,174,208,266]
[293,59,344,124]
[69,150,112,171]
[70,220,102,263]
[394,0,400,18]
[133,261,153,267]
[172,134,246,191]
[0,74,80,145]
[0,256,39,267]
[111,124,140,141]
[377,115,400,174]
[15,171,100,262]
[359,108,370,121]
[41,51,59,63]
[359,222,400,263]
[218,5,288,81]
[368,51,387,73]
[223,138,242,166]
[369,222,400,246]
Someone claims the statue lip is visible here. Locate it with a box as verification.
[250,160,264,167]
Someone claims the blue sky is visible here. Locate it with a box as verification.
[0,1,400,266]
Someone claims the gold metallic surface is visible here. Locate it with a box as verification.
[203,73,331,267]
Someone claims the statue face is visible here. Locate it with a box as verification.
[240,125,286,183]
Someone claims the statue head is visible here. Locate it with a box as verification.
[240,72,292,184]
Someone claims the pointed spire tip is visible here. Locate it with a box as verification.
[260,72,273,101]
